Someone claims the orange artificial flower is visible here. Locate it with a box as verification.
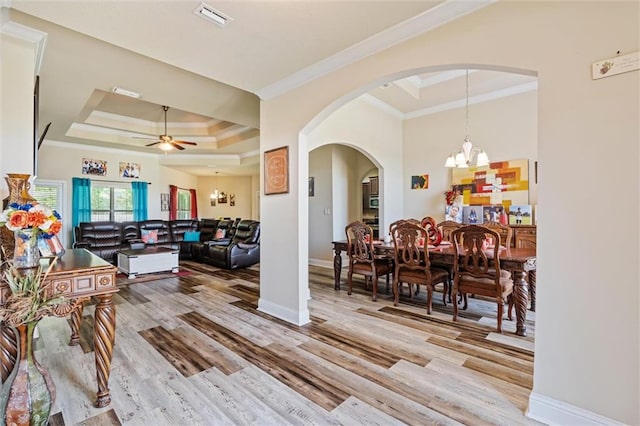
[27,211,48,228]
[48,221,62,235]
[8,211,28,229]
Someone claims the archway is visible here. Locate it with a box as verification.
[301,64,538,310]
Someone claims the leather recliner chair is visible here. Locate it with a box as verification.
[195,220,260,269]
[168,219,200,259]
[73,221,124,264]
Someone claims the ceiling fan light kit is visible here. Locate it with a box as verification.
[143,105,198,152]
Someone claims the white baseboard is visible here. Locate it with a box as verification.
[308,258,334,269]
[257,298,310,326]
[527,392,624,425]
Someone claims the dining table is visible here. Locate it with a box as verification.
[331,240,536,337]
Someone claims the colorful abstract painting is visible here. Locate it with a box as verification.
[452,159,529,207]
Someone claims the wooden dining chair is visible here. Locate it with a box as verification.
[451,225,514,332]
[434,220,462,303]
[345,221,392,302]
[483,221,513,247]
[391,221,449,314]
[388,218,421,298]
[436,220,462,242]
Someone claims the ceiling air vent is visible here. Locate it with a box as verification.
[194,3,231,28]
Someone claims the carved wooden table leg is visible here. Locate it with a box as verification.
[333,247,342,290]
[0,326,17,383]
[528,271,536,311]
[512,270,529,337]
[69,300,85,346]
[94,294,116,408]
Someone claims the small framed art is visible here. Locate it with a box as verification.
[264,146,289,195]
[160,193,170,211]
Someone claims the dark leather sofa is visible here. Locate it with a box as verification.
[190,219,260,269]
[73,218,260,269]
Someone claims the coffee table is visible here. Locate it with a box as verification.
[117,246,179,279]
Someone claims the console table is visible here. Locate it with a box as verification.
[0,249,118,407]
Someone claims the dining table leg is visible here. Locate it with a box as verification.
[512,270,529,336]
[333,246,342,290]
[529,271,536,311]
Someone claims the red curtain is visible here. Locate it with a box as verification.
[189,188,198,219]
[169,185,178,220]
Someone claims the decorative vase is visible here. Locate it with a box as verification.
[3,174,37,210]
[0,322,55,426]
[13,230,40,269]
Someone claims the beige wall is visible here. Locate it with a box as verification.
[0,33,36,183]
[197,174,255,220]
[4,2,639,423]
[38,142,198,242]
[308,145,333,263]
[260,2,639,424]
[404,90,538,221]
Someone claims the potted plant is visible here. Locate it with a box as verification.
[0,259,62,425]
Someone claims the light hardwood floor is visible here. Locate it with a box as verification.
[35,262,538,425]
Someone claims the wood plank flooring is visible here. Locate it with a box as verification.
[32,261,539,425]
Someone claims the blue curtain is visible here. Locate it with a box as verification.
[132,181,148,221]
[72,178,92,229]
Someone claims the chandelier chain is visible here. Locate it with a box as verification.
[465,69,469,139]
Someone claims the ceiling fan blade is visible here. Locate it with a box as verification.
[173,140,198,146]
[170,142,185,150]
[145,141,161,147]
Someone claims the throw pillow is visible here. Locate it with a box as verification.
[214,229,226,239]
[141,229,158,244]
[183,231,200,242]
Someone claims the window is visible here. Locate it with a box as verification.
[177,189,191,219]
[90,185,133,222]
[33,179,66,245]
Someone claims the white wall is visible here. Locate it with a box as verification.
[403,90,537,221]
[197,174,255,220]
[260,2,639,424]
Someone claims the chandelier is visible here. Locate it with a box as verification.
[210,171,220,201]
[444,69,489,168]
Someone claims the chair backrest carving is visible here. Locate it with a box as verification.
[345,221,375,265]
[437,220,462,242]
[389,218,420,238]
[392,221,432,272]
[452,225,503,281]
[483,221,513,247]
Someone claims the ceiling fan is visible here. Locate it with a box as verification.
[139,105,197,151]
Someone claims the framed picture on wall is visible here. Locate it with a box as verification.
[264,146,289,195]
[309,177,315,197]
[160,193,169,211]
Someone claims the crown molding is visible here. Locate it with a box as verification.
[256,0,496,100]
[359,94,404,119]
[1,10,47,75]
[404,81,538,119]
